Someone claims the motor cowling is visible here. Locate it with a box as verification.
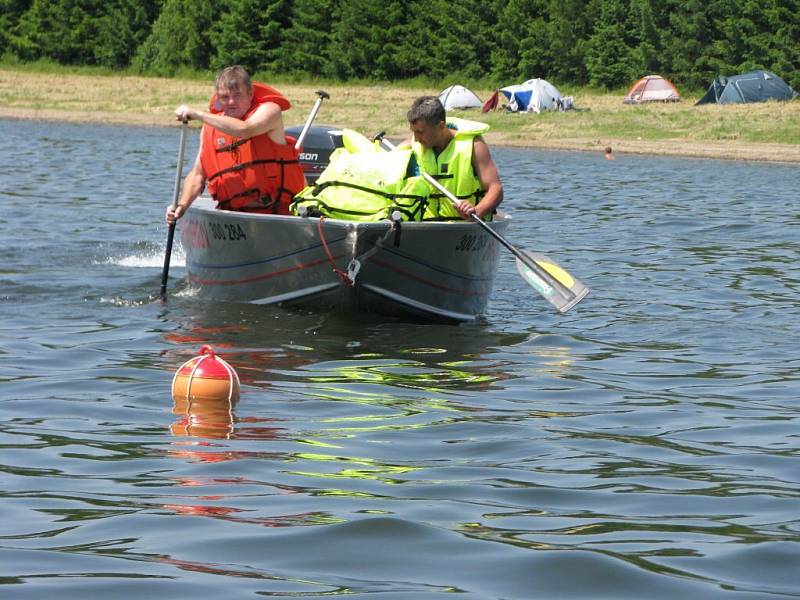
[285,124,344,183]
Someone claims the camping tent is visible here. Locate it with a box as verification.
[623,75,681,104]
[438,85,482,110]
[696,70,797,105]
[499,78,563,113]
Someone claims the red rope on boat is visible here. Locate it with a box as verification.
[316,217,354,287]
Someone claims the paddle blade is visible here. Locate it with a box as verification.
[515,250,589,313]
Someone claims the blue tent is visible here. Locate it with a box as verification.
[696,70,797,105]
[499,79,564,113]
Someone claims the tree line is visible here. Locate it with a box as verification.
[2,0,798,92]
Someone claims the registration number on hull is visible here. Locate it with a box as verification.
[209,221,247,241]
[455,233,489,252]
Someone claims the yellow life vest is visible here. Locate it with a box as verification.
[412,117,490,220]
[291,129,430,221]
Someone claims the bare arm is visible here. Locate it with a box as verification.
[175,102,286,144]
[166,145,206,225]
[470,136,503,219]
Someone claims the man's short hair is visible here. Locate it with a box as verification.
[407,96,446,125]
[215,65,252,92]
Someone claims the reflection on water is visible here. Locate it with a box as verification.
[170,395,288,441]
[2,120,800,598]
[165,309,534,446]
[171,395,238,439]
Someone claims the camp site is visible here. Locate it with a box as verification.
[623,75,681,104]
[695,69,798,105]
[2,2,800,599]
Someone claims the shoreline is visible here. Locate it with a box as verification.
[492,135,800,163]
[2,69,799,164]
[5,107,798,164]
[7,108,800,164]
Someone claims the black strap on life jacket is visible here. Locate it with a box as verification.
[310,180,415,200]
[309,180,428,221]
[306,199,422,222]
[214,139,249,154]
[217,188,278,212]
[206,157,300,183]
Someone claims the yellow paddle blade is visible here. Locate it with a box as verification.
[536,258,575,288]
[516,250,589,313]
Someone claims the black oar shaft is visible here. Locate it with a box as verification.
[159,121,188,301]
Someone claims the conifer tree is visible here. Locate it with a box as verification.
[0,0,32,58]
[278,0,334,77]
[630,0,660,76]
[210,0,270,73]
[492,0,548,81]
[763,0,800,88]
[327,0,407,80]
[662,0,717,89]
[8,0,150,67]
[133,0,215,74]
[393,0,487,81]
[547,0,593,85]
[585,0,640,88]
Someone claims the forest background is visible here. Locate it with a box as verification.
[2,0,799,162]
[2,0,799,92]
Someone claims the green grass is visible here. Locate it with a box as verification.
[1,62,798,160]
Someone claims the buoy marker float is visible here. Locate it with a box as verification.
[171,344,240,402]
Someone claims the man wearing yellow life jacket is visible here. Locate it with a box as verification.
[165,66,306,225]
[405,96,503,221]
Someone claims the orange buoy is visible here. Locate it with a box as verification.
[171,345,240,402]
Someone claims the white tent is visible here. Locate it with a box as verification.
[438,85,482,110]
[500,78,564,113]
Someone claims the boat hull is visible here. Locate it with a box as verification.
[179,198,508,322]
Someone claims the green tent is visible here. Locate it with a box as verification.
[696,70,797,105]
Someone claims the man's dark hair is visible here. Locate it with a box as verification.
[407,96,446,125]
[215,65,252,92]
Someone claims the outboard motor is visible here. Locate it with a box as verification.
[285,124,344,183]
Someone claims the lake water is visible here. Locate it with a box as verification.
[1,118,799,599]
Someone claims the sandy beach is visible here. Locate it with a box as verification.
[2,69,798,163]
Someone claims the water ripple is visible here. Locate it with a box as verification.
[1,121,799,597]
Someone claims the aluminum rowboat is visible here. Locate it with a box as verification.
[179,197,509,322]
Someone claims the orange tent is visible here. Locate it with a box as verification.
[623,75,681,104]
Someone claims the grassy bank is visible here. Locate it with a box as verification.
[2,67,799,162]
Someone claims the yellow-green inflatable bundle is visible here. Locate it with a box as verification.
[291,129,431,221]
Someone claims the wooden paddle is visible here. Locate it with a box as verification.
[159,120,188,301]
[376,134,588,313]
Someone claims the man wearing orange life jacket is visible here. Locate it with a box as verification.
[165,66,306,225]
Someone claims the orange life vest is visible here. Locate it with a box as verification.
[200,83,305,214]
